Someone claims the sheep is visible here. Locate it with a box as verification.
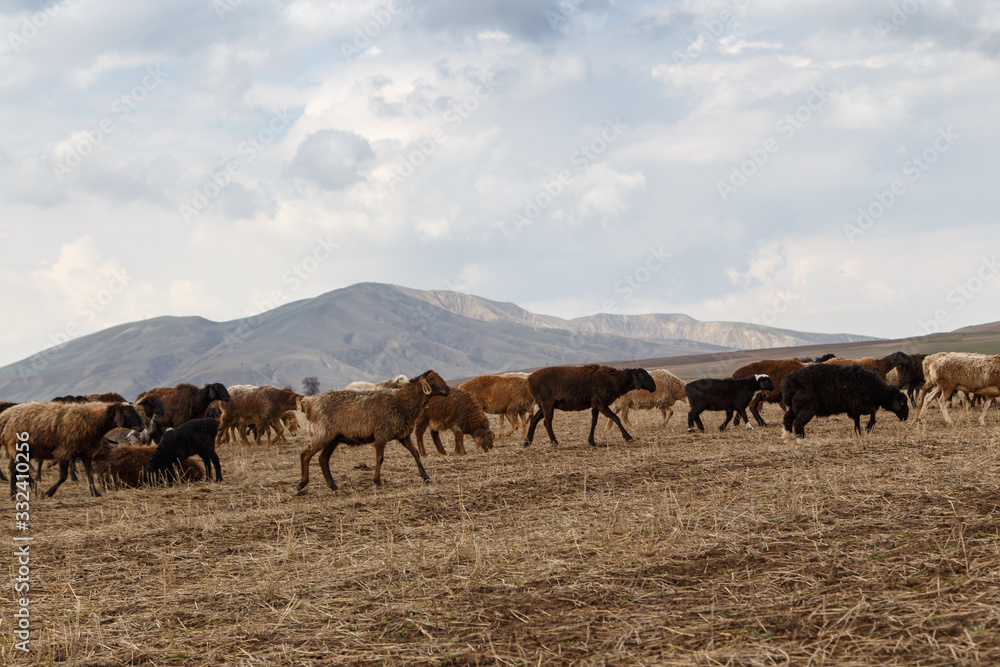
[730,359,806,427]
[886,353,927,407]
[796,353,837,363]
[0,401,144,498]
[523,364,656,447]
[684,375,775,432]
[215,386,301,447]
[136,382,231,428]
[823,352,912,381]
[103,415,166,447]
[604,368,687,432]
[344,375,409,391]
[458,372,536,438]
[133,394,166,426]
[50,395,89,403]
[227,384,258,397]
[93,441,205,489]
[145,418,223,483]
[86,392,128,403]
[918,352,1000,425]
[781,363,909,438]
[297,370,449,491]
[414,388,495,456]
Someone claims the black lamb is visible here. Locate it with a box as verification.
[685,375,774,432]
[144,418,222,483]
[781,363,908,438]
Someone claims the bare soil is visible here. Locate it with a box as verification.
[4,404,1000,665]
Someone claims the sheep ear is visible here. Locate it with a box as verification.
[421,379,432,395]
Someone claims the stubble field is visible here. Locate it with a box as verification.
[3,403,1000,665]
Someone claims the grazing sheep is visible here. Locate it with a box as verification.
[823,352,912,381]
[136,383,231,428]
[145,418,222,483]
[298,371,449,491]
[344,375,409,391]
[93,442,205,489]
[604,368,687,432]
[781,363,909,438]
[886,353,927,407]
[523,364,656,447]
[730,359,806,427]
[216,386,301,447]
[0,401,144,497]
[918,352,1000,425]
[415,388,495,456]
[685,375,775,432]
[458,372,536,438]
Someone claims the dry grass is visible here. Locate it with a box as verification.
[4,403,1000,665]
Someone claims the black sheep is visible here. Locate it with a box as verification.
[781,363,908,438]
[685,375,774,432]
[144,418,222,483]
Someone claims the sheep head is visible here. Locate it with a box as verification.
[112,404,145,431]
[415,370,450,397]
[633,368,656,393]
[885,390,909,421]
[474,429,495,452]
[207,383,231,402]
[755,374,775,391]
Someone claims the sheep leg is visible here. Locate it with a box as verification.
[737,408,754,430]
[719,410,735,431]
[396,435,431,484]
[206,453,223,482]
[34,459,43,483]
[748,393,768,427]
[937,388,956,424]
[687,409,704,432]
[316,440,339,490]
[372,441,387,486]
[452,429,466,455]
[414,419,429,456]
[782,409,796,439]
[430,430,447,456]
[45,460,72,498]
[80,458,102,498]
[299,438,332,491]
[524,408,546,447]
[918,386,941,420]
[661,406,672,427]
[865,412,877,433]
[598,404,632,444]
[268,422,284,448]
[792,407,814,438]
[619,406,634,432]
[540,407,558,445]
[979,395,996,425]
[500,413,519,437]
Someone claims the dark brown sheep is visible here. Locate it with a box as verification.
[93,442,205,489]
[86,392,128,403]
[216,386,302,447]
[414,388,494,456]
[298,370,450,491]
[136,383,231,428]
[730,359,806,426]
[523,364,656,447]
[887,353,927,406]
[0,401,144,497]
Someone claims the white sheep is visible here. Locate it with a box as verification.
[918,352,1000,424]
[604,368,687,431]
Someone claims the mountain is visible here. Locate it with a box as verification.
[0,282,877,401]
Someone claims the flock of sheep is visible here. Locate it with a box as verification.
[0,350,997,498]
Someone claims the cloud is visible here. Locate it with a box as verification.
[285,129,374,190]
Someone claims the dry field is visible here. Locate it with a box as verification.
[4,404,1000,665]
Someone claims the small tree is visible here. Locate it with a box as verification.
[302,376,321,396]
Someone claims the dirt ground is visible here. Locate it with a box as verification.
[3,402,1000,665]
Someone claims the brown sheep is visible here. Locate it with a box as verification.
[0,401,144,497]
[730,359,806,427]
[605,368,687,431]
[823,352,911,381]
[93,442,205,489]
[458,372,535,438]
[524,364,656,447]
[298,370,450,491]
[216,386,301,447]
[414,388,495,456]
[136,383,231,428]
[86,392,128,403]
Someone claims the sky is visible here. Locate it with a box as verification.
[1,0,998,368]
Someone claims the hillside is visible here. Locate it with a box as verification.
[0,283,876,401]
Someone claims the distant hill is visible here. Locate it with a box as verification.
[0,282,878,401]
